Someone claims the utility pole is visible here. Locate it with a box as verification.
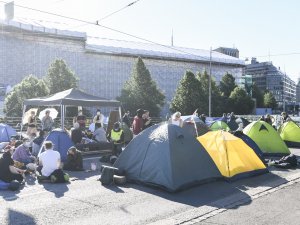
[209,47,212,117]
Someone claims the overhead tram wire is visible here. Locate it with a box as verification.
[0,0,233,63]
[71,0,143,29]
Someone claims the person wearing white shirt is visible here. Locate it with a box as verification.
[169,112,183,127]
[38,141,61,177]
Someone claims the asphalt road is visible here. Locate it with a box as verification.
[1,150,300,225]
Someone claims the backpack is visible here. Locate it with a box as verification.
[50,169,69,183]
[99,165,118,185]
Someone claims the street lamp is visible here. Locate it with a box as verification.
[209,47,212,117]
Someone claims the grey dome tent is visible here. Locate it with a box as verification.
[114,123,222,192]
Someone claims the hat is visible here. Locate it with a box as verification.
[113,122,120,130]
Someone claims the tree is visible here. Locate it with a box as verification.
[170,70,203,115]
[252,83,264,108]
[4,75,49,116]
[219,73,237,97]
[264,91,277,109]
[229,87,254,115]
[117,57,165,116]
[196,70,224,116]
[45,59,78,94]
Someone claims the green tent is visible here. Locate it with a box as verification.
[243,121,290,156]
[210,121,230,131]
[278,121,300,147]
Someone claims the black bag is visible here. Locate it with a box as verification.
[274,154,298,169]
[99,166,118,185]
[50,169,67,183]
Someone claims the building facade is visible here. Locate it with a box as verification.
[214,47,239,58]
[244,58,296,112]
[0,19,244,115]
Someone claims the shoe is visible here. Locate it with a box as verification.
[50,175,57,183]
[64,173,70,182]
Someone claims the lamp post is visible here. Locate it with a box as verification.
[209,47,212,117]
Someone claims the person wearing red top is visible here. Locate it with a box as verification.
[132,109,144,137]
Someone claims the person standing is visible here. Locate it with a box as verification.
[93,109,104,127]
[41,110,54,132]
[27,110,37,136]
[132,109,144,137]
[142,110,151,130]
[122,111,131,127]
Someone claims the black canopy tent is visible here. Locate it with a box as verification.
[23,88,121,129]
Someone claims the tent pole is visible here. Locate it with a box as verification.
[118,106,122,122]
[20,105,26,139]
[60,104,64,129]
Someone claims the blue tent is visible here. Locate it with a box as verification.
[0,123,17,142]
[38,129,74,162]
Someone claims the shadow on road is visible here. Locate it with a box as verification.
[41,182,69,198]
[7,209,36,225]
[120,171,289,210]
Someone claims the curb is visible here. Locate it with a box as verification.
[149,171,300,225]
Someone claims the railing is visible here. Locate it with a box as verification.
[0,116,165,132]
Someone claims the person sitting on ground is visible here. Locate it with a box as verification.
[169,112,183,127]
[107,122,124,156]
[93,123,108,142]
[264,114,273,125]
[281,112,292,123]
[71,122,84,145]
[32,130,45,157]
[199,114,206,124]
[12,138,36,166]
[41,110,54,132]
[76,110,86,131]
[1,137,17,152]
[37,141,61,181]
[63,147,83,171]
[0,148,25,184]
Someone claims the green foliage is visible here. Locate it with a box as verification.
[219,73,237,97]
[229,87,254,115]
[252,83,264,108]
[264,91,277,109]
[170,70,203,115]
[4,75,49,116]
[196,70,223,116]
[117,57,165,116]
[45,59,78,94]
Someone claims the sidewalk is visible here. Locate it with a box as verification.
[150,148,300,225]
[194,180,300,225]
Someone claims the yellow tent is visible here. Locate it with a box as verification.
[197,131,267,179]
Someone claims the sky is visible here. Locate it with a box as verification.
[1,0,300,82]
